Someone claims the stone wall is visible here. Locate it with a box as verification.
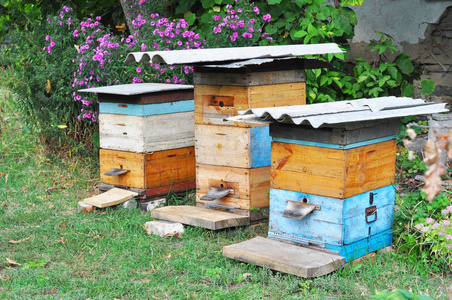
[349,1,452,103]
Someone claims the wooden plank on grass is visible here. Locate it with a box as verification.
[151,205,250,230]
[223,236,346,278]
[83,188,138,208]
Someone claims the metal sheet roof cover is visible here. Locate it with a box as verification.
[233,96,449,128]
[193,57,342,72]
[125,43,344,65]
[78,83,193,96]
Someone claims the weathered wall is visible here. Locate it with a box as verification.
[349,1,452,103]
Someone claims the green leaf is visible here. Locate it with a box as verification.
[387,66,398,79]
[369,87,383,97]
[268,0,282,4]
[419,80,435,95]
[341,0,363,5]
[394,53,414,74]
[290,29,307,40]
[357,74,369,83]
[402,83,414,97]
[175,0,195,14]
[265,24,278,35]
[184,12,196,26]
[201,0,216,9]
[307,23,318,36]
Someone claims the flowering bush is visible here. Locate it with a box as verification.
[70,12,204,123]
[412,206,452,270]
[0,6,97,155]
[204,0,273,47]
[394,189,452,272]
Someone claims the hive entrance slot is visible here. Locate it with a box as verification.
[282,200,321,220]
[103,168,130,176]
[200,186,234,201]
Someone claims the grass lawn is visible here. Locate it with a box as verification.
[0,90,450,299]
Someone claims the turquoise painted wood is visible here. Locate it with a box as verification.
[268,186,395,248]
[326,229,393,262]
[99,99,194,116]
[250,126,272,168]
[271,135,396,150]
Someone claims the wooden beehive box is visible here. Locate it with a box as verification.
[79,83,196,197]
[268,186,394,261]
[97,84,195,153]
[223,97,448,277]
[195,124,271,168]
[195,164,271,212]
[193,59,307,127]
[99,147,195,192]
[128,45,347,229]
[193,59,307,213]
[270,119,399,199]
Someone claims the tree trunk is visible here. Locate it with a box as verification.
[120,0,144,35]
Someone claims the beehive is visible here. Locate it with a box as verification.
[124,44,346,228]
[223,97,448,277]
[79,83,196,197]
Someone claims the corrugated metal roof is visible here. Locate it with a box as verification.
[195,57,341,71]
[78,83,193,95]
[232,97,448,128]
[125,43,344,65]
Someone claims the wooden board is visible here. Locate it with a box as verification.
[99,99,194,116]
[269,119,400,146]
[268,186,394,247]
[271,140,396,199]
[223,236,346,278]
[151,205,250,230]
[195,124,271,168]
[196,164,270,210]
[83,188,138,208]
[194,83,305,126]
[194,69,306,86]
[100,147,196,189]
[99,111,194,153]
[98,90,194,104]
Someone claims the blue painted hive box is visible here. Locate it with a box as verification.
[223,97,447,277]
[79,83,197,198]
[268,119,397,262]
[80,83,195,153]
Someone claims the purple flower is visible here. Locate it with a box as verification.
[263,14,271,22]
[136,67,142,73]
[45,35,50,41]
[253,7,260,14]
[425,217,434,224]
[442,220,451,226]
[213,15,221,21]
